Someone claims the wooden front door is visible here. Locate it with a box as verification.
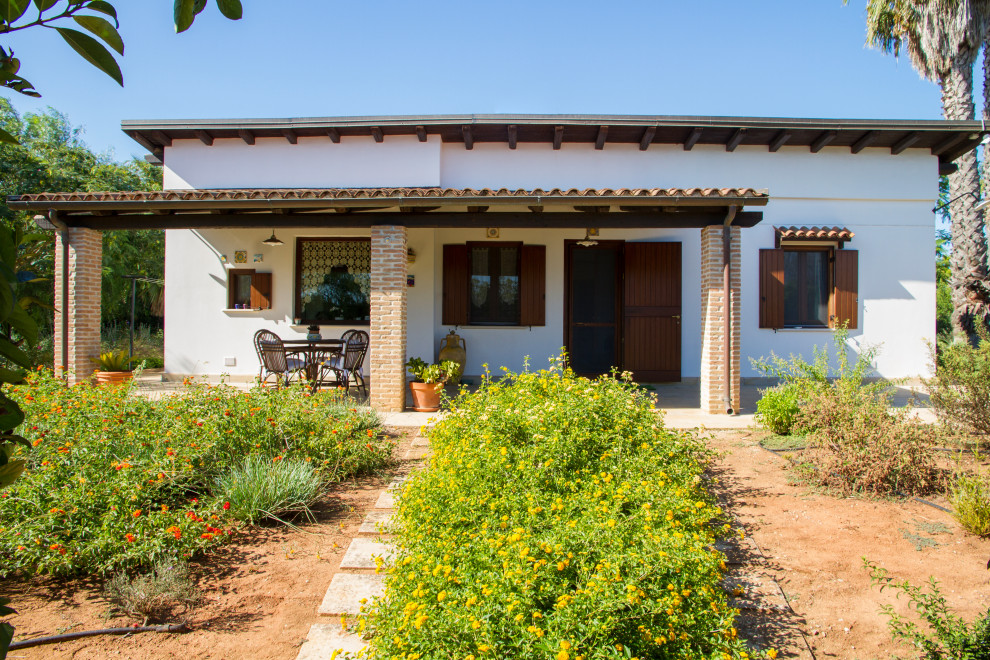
[565,241,622,375]
[564,240,681,380]
[622,242,681,382]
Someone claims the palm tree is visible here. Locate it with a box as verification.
[865,0,990,339]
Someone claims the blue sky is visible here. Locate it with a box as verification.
[1,0,954,160]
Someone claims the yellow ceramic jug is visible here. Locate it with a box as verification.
[438,329,466,384]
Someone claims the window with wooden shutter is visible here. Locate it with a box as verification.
[832,249,858,329]
[759,250,785,329]
[519,245,546,326]
[442,244,468,325]
[228,269,273,310]
[443,243,546,326]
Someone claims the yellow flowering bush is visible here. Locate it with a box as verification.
[364,359,748,659]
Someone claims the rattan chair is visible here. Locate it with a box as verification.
[253,329,305,388]
[319,330,369,394]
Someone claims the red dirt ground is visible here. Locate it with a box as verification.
[3,429,415,660]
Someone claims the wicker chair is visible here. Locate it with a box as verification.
[319,330,369,394]
[253,329,305,388]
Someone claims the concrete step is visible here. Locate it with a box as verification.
[339,537,395,570]
[358,510,395,536]
[295,623,365,659]
[317,573,385,616]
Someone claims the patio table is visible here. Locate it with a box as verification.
[282,339,345,390]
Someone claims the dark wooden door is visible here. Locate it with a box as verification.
[564,241,622,375]
[622,242,681,382]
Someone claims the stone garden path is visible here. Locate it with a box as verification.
[294,429,432,659]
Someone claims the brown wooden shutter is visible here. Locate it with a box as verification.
[832,249,858,329]
[442,244,469,325]
[623,242,681,381]
[759,249,785,329]
[519,245,546,326]
[251,272,272,310]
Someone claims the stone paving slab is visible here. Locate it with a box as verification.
[317,573,385,616]
[411,436,430,447]
[358,510,395,535]
[380,411,442,428]
[295,623,365,659]
[339,537,395,570]
[404,446,431,461]
[387,476,408,491]
[374,489,395,509]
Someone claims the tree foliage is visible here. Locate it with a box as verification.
[0,98,163,329]
[0,1,243,142]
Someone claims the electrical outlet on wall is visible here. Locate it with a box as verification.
[224,357,237,367]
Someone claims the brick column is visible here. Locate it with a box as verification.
[700,225,741,414]
[369,225,407,412]
[54,227,103,384]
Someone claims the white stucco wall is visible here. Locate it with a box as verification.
[162,136,937,381]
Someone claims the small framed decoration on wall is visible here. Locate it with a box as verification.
[234,250,248,264]
[486,228,499,239]
[253,253,264,263]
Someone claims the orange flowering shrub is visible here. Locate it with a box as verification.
[0,369,389,576]
[364,358,756,659]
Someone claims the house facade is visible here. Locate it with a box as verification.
[11,115,983,413]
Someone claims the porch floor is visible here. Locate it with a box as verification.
[133,371,933,429]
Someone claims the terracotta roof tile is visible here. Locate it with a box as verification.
[13,187,769,204]
[776,226,854,241]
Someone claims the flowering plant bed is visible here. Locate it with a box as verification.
[0,370,390,577]
[364,360,751,659]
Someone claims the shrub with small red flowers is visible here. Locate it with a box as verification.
[0,369,388,576]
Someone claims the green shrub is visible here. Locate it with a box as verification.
[950,473,990,536]
[364,359,751,659]
[755,384,800,435]
[796,389,944,497]
[217,455,322,524]
[0,369,390,576]
[925,335,990,438]
[865,559,990,659]
[104,560,199,623]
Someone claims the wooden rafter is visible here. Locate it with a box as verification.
[850,130,877,154]
[768,130,790,152]
[326,127,340,143]
[151,131,172,147]
[725,128,746,152]
[415,126,427,142]
[370,127,384,143]
[890,131,919,155]
[931,132,965,156]
[194,130,214,146]
[810,130,837,153]
[553,126,564,150]
[639,126,656,151]
[462,125,474,150]
[281,128,297,145]
[683,127,703,151]
[595,125,608,150]
[507,124,518,149]
[467,206,489,213]
[238,129,255,145]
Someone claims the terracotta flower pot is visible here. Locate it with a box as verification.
[94,370,134,385]
[408,381,443,412]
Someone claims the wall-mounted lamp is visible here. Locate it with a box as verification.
[576,227,599,247]
[932,191,981,214]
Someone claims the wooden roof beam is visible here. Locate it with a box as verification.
[370,127,384,143]
[194,130,214,146]
[850,130,878,154]
[890,131,920,155]
[553,125,564,150]
[415,125,427,142]
[684,127,703,151]
[467,205,489,213]
[639,126,656,151]
[768,130,791,152]
[326,127,340,143]
[725,128,746,152]
[595,125,608,150]
[507,124,517,149]
[398,206,441,213]
[281,128,297,145]
[931,132,966,156]
[151,131,172,147]
[810,130,837,153]
[462,125,474,150]
[238,129,255,145]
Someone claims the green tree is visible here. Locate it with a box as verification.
[1,1,242,142]
[862,0,990,339]
[0,98,162,332]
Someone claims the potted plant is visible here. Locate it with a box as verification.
[92,350,135,385]
[406,357,459,412]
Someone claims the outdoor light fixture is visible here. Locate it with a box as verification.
[576,228,599,247]
[261,229,284,246]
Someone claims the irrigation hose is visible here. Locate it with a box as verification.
[757,444,952,513]
[8,622,190,650]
